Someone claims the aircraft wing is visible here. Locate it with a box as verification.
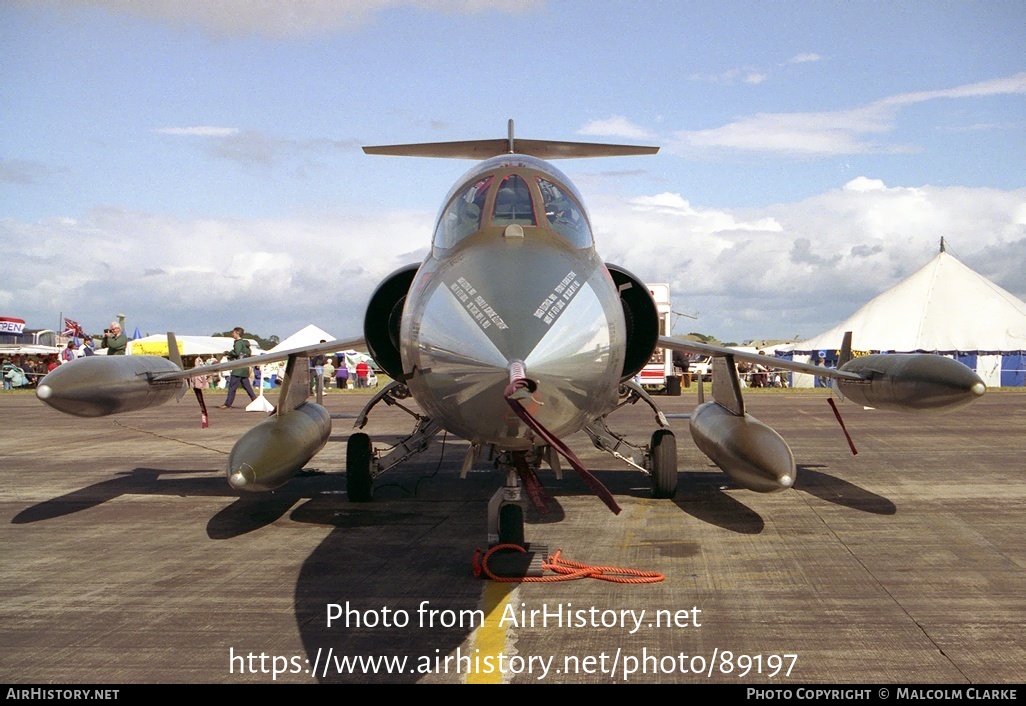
[656,337,864,382]
[151,336,367,383]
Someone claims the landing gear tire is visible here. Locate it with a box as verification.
[498,503,525,547]
[650,429,678,499]
[346,432,374,502]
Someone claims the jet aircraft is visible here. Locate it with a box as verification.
[36,121,987,545]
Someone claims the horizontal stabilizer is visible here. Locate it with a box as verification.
[364,139,658,160]
[364,120,658,160]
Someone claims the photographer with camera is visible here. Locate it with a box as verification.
[100,322,128,356]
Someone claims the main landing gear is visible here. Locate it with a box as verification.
[345,432,373,502]
[345,381,441,502]
[345,379,679,556]
[583,379,679,499]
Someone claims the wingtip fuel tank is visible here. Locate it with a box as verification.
[689,402,796,493]
[227,402,331,492]
[35,356,185,417]
[836,354,986,412]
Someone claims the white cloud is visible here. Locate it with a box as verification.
[577,116,654,140]
[687,51,821,86]
[58,0,542,39]
[586,180,1026,339]
[675,72,1026,156]
[154,126,240,137]
[676,108,884,154]
[628,193,783,233]
[844,177,887,192]
[687,67,756,84]
[788,53,822,64]
[5,180,1024,345]
[1,207,432,338]
[880,72,1026,106]
[937,121,1024,132]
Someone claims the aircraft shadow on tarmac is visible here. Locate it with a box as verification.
[11,453,895,535]
[285,459,895,682]
[291,496,504,683]
[10,468,229,525]
[793,465,897,515]
[666,463,895,534]
[10,449,899,683]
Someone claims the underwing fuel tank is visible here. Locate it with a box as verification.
[227,402,331,492]
[689,402,796,492]
[35,356,184,417]
[836,354,986,412]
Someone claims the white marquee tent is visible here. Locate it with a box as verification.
[783,249,1026,387]
[266,324,335,353]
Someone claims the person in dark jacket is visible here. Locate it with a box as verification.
[219,327,257,409]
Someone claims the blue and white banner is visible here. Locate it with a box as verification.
[0,318,26,335]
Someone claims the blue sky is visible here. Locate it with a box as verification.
[2,0,1024,342]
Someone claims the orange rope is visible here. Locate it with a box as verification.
[473,544,664,583]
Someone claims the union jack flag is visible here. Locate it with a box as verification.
[63,317,86,338]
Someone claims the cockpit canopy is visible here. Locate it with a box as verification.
[433,155,592,251]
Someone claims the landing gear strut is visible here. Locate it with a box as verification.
[487,467,526,548]
[482,458,550,579]
[584,380,679,498]
[345,381,441,501]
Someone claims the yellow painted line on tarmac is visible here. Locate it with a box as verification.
[466,581,517,684]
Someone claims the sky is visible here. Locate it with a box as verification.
[2,0,1025,344]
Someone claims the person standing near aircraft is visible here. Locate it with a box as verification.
[4,357,30,388]
[2,359,20,390]
[355,359,369,389]
[100,322,127,355]
[311,341,328,392]
[219,327,257,409]
[190,358,209,391]
[203,355,218,387]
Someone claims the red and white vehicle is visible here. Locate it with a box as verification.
[638,283,673,391]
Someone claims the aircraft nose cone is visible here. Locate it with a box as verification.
[971,381,986,397]
[406,244,623,442]
[36,384,53,401]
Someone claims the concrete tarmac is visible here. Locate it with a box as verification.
[2,387,1023,684]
